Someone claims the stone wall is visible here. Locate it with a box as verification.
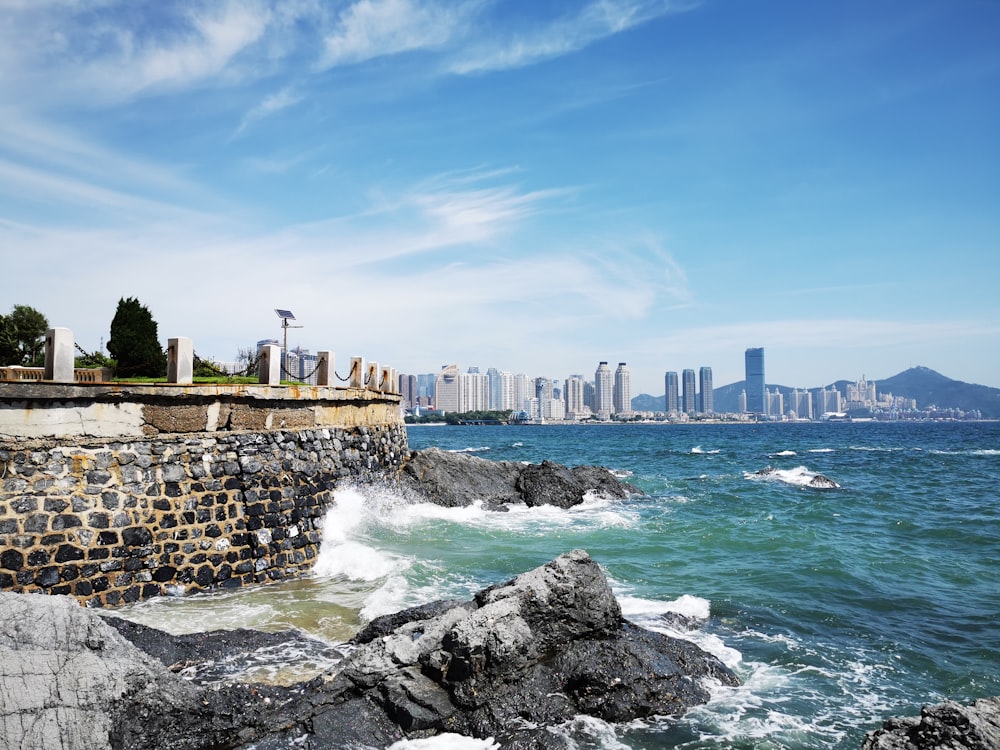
[0,424,407,607]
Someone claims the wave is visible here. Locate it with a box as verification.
[446,446,491,454]
[808,448,836,453]
[691,446,721,454]
[312,488,411,581]
[770,450,797,457]
[744,466,841,489]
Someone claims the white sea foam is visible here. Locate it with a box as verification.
[447,446,491,453]
[379,491,639,535]
[744,465,840,488]
[808,448,836,453]
[614,592,742,669]
[313,487,411,581]
[771,450,798,457]
[691,446,721,454]
[388,734,500,749]
[546,715,631,749]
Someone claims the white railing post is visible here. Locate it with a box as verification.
[44,327,75,383]
[316,351,333,386]
[167,337,194,384]
[349,357,364,388]
[258,344,281,385]
[366,361,379,391]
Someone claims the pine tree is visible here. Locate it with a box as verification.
[107,297,167,378]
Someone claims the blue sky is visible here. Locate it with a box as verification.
[1,0,998,395]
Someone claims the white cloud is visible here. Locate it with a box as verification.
[233,86,304,136]
[318,0,466,69]
[448,0,686,74]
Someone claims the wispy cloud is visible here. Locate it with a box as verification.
[233,85,304,137]
[318,0,468,69]
[0,1,274,104]
[448,0,688,74]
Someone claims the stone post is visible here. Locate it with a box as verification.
[316,351,333,386]
[258,345,281,385]
[366,361,379,391]
[380,366,392,393]
[388,367,398,394]
[167,337,194,384]
[44,327,74,383]
[349,357,364,389]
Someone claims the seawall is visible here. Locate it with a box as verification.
[0,381,406,606]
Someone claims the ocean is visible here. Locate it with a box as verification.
[115,421,1000,749]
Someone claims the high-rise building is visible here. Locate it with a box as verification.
[664,371,679,413]
[459,368,489,411]
[513,373,531,414]
[682,368,697,414]
[789,389,813,420]
[699,366,713,414]
[564,375,587,419]
[813,386,843,416]
[594,361,613,419]
[613,362,632,416]
[398,373,417,408]
[745,347,766,414]
[767,388,783,418]
[499,371,515,410]
[434,364,459,412]
[487,367,502,410]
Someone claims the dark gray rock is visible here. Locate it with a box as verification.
[861,697,1000,750]
[1,550,731,749]
[400,447,641,509]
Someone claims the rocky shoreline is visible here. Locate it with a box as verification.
[1,549,737,749]
[2,448,997,749]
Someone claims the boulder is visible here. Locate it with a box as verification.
[0,551,735,749]
[327,549,738,747]
[861,697,1000,750]
[0,591,279,750]
[400,447,640,509]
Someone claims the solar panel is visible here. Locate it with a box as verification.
[275,309,296,320]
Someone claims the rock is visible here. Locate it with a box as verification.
[0,590,280,750]
[1,550,731,749]
[400,447,641,509]
[861,697,1000,750]
[399,446,522,507]
[326,549,737,747]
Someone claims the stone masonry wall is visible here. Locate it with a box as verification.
[0,424,407,607]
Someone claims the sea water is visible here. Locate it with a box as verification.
[114,421,1000,749]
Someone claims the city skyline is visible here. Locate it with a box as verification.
[2,1,998,396]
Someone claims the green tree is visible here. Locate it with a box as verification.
[0,304,49,366]
[107,297,167,377]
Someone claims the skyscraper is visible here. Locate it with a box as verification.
[613,362,632,416]
[434,364,459,412]
[682,368,697,414]
[594,361,613,419]
[664,371,679,413]
[699,366,713,414]
[564,375,586,419]
[745,347,765,414]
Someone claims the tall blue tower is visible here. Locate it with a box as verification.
[745,347,766,414]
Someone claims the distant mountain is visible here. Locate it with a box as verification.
[631,367,1000,418]
[849,366,1000,418]
[631,393,665,412]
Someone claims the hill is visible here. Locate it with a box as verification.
[632,367,1000,418]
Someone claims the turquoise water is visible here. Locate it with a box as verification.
[118,421,1000,749]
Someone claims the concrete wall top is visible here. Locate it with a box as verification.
[0,382,402,441]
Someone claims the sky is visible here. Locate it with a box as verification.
[1,0,998,395]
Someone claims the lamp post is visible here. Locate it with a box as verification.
[274,309,302,377]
